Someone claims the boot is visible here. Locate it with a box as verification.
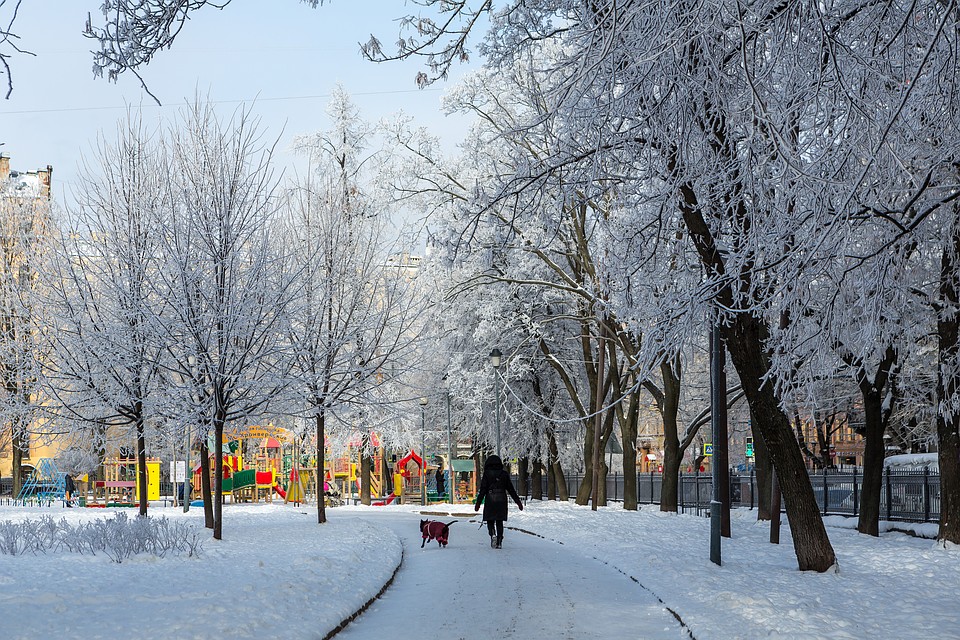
[490,534,497,548]
[496,536,502,549]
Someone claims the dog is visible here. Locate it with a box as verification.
[420,519,457,548]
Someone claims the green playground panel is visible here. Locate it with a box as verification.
[231,469,256,490]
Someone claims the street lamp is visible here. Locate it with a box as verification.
[419,397,428,506]
[490,348,502,456]
[183,355,197,513]
[446,391,454,505]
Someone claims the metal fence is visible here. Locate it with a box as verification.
[520,468,941,523]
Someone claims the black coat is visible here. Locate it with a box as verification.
[64,475,75,494]
[475,461,522,522]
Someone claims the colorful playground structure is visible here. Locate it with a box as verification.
[14,458,70,505]
[15,457,162,508]
[12,427,480,508]
[89,457,161,507]
[388,451,477,505]
[191,427,289,503]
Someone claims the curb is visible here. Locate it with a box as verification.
[323,545,404,639]
[506,525,696,640]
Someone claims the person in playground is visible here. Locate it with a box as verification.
[474,455,523,549]
[435,464,445,497]
[64,474,75,508]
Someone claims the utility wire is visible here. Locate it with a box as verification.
[0,87,442,116]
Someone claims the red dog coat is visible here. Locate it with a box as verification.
[420,519,457,548]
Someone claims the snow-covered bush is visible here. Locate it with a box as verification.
[0,513,204,562]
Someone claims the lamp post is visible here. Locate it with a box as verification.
[709,323,730,564]
[446,391,454,505]
[490,348,502,456]
[183,354,197,514]
[419,397,428,506]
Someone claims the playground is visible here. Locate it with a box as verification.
[8,425,480,510]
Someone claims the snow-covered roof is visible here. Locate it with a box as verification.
[2,172,43,198]
[1,155,52,200]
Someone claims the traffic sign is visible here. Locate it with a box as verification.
[703,443,713,456]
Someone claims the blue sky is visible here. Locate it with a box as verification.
[1,0,474,204]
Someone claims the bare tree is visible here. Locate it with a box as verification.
[0,175,48,497]
[158,101,290,540]
[282,177,422,521]
[42,114,167,516]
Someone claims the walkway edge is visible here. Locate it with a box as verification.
[323,544,404,640]
[507,525,696,640]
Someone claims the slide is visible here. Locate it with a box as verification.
[273,483,286,499]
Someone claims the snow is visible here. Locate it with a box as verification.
[0,504,401,640]
[883,453,940,470]
[0,500,957,639]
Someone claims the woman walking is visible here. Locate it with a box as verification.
[474,455,523,548]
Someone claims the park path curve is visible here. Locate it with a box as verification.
[333,509,689,640]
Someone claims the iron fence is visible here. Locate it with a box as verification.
[519,468,941,523]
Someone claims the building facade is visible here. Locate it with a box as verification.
[0,154,56,489]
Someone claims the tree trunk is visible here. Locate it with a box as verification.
[517,457,529,498]
[598,455,608,504]
[752,410,773,520]
[360,452,372,506]
[213,415,224,541]
[723,311,836,571]
[621,388,639,510]
[547,429,568,501]
[359,431,372,506]
[937,415,960,544]
[136,412,148,517]
[659,363,682,512]
[531,459,543,500]
[316,410,327,524]
[595,406,615,507]
[11,428,25,499]
[199,441,213,529]
[577,419,594,506]
[547,458,556,500]
[857,390,887,536]
[937,224,960,544]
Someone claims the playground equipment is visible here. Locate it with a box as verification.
[14,458,66,505]
[230,468,281,502]
[186,427,296,504]
[450,458,477,503]
[388,452,475,505]
[90,458,161,507]
[284,467,306,504]
[394,451,424,504]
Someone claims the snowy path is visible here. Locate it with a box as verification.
[334,510,689,640]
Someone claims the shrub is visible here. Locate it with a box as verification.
[0,512,204,563]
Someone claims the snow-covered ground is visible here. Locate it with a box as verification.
[0,500,956,639]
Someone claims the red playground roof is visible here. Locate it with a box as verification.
[397,451,423,469]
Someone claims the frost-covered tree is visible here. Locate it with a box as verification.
[284,89,424,522]
[42,115,167,516]
[157,101,290,539]
[61,0,960,557]
[0,175,48,497]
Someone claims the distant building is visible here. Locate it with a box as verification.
[0,154,53,200]
[0,154,56,489]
